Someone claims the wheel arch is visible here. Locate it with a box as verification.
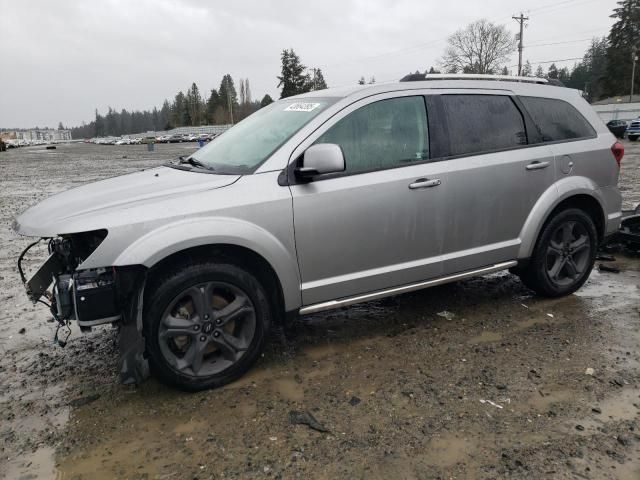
[113,217,301,313]
[518,177,606,259]
[145,243,288,325]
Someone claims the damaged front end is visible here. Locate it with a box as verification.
[18,230,149,383]
[19,229,123,329]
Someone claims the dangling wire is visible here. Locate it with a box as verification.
[17,238,42,284]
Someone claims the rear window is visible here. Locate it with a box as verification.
[520,96,595,142]
[438,95,527,157]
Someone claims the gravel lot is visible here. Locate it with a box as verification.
[0,142,639,480]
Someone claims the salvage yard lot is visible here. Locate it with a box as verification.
[1,142,639,479]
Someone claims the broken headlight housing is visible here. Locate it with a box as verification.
[20,229,123,327]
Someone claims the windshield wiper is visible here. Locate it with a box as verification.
[178,156,213,171]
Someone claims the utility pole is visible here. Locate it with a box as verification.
[512,13,529,76]
[630,47,637,103]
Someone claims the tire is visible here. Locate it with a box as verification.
[518,208,597,297]
[144,261,271,391]
[629,136,638,141]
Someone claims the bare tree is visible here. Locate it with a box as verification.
[440,19,515,74]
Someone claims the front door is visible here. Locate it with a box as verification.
[290,94,448,306]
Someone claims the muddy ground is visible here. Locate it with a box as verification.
[0,142,639,480]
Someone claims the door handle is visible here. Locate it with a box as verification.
[526,161,550,171]
[409,178,441,189]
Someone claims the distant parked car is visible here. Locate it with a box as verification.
[606,119,627,139]
[167,134,184,143]
[626,119,640,141]
[156,135,171,143]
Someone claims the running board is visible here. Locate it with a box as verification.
[298,261,517,315]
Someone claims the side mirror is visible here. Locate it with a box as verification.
[295,144,345,179]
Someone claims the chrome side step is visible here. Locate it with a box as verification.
[298,261,517,315]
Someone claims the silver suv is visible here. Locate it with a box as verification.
[14,74,624,390]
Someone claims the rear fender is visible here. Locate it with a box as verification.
[517,176,605,259]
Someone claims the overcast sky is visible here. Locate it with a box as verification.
[0,0,618,129]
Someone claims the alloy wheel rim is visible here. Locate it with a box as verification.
[545,220,591,287]
[158,281,256,377]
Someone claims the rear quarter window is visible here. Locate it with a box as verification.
[519,96,595,143]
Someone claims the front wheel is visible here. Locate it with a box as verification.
[519,208,597,297]
[144,261,271,391]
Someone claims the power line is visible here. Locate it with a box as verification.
[510,56,585,68]
[527,38,593,48]
[317,0,602,70]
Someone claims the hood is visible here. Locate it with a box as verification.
[14,166,240,237]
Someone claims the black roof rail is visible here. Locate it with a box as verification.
[399,72,561,85]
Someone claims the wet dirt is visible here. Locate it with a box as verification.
[0,142,639,479]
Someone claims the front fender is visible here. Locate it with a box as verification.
[517,176,606,259]
[110,217,301,311]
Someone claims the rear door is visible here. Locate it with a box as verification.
[425,92,557,275]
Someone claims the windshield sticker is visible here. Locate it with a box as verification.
[284,102,321,112]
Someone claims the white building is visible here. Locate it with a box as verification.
[591,96,640,123]
[15,128,72,142]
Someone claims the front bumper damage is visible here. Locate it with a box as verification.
[18,233,149,384]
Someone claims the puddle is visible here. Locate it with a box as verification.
[423,434,476,468]
[271,378,305,402]
[3,445,57,480]
[524,388,574,412]
[594,388,640,423]
[467,330,503,344]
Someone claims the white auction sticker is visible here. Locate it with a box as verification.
[284,102,321,112]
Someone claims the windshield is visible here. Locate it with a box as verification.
[188,97,338,174]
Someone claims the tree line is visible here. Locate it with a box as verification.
[70,75,276,139]
[70,48,328,139]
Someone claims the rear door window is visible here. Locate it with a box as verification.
[436,94,527,157]
[519,96,595,142]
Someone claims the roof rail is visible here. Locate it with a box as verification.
[399,72,552,85]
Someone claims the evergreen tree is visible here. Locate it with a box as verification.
[535,65,545,78]
[171,91,189,127]
[94,109,105,136]
[358,76,366,85]
[277,48,310,98]
[547,63,559,79]
[604,0,640,97]
[501,66,509,75]
[566,38,608,101]
[260,94,274,107]
[368,76,376,84]
[160,100,172,129]
[309,68,328,90]
[206,89,221,124]
[219,74,238,123]
[239,79,246,105]
[521,60,532,76]
[57,121,65,130]
[186,82,203,126]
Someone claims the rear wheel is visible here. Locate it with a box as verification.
[519,208,597,297]
[144,261,271,391]
[629,135,638,141]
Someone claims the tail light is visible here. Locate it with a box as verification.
[611,141,624,167]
